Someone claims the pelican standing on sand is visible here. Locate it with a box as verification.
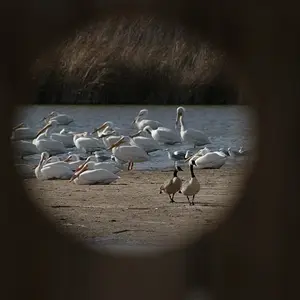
[159,163,183,203]
[69,161,120,185]
[132,109,162,130]
[108,136,149,170]
[33,121,67,155]
[175,106,210,148]
[180,160,201,206]
[143,125,181,145]
[35,152,74,180]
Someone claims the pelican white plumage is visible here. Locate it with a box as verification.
[185,147,211,162]
[190,151,227,169]
[11,123,37,140]
[12,140,39,159]
[80,156,121,174]
[63,153,86,171]
[73,132,104,154]
[143,125,181,145]
[42,111,73,125]
[95,130,121,149]
[175,106,210,148]
[33,121,67,155]
[129,130,161,153]
[35,152,74,180]
[132,109,162,130]
[50,127,75,148]
[69,161,120,185]
[108,136,149,170]
[93,121,129,136]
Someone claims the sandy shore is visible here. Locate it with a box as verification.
[24,165,246,248]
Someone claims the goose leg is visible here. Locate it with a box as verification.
[130,162,134,170]
[192,195,195,205]
[187,196,192,205]
[127,162,131,170]
[170,194,175,203]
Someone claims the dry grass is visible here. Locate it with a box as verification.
[33,16,235,105]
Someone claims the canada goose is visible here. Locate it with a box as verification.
[159,164,183,203]
[180,160,201,206]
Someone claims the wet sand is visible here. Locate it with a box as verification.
[24,165,246,248]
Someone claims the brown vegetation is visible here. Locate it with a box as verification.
[33,16,237,105]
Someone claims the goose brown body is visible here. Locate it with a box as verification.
[160,165,183,203]
[180,162,200,206]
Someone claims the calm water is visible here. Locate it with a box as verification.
[15,105,255,169]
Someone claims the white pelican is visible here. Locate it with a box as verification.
[42,111,73,125]
[50,127,75,148]
[35,152,74,180]
[185,147,211,162]
[132,109,162,130]
[93,121,129,136]
[129,130,161,153]
[96,130,121,149]
[12,140,39,159]
[79,156,121,174]
[143,125,181,145]
[63,153,86,171]
[189,151,227,169]
[11,123,37,140]
[73,132,104,154]
[33,121,67,155]
[108,136,149,170]
[159,164,183,203]
[180,160,201,206]
[69,161,120,185]
[175,106,210,148]
[41,153,78,170]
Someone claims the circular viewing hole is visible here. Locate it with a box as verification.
[12,15,257,253]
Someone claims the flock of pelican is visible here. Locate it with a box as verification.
[11,107,251,205]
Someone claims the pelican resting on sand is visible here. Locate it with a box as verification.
[35,152,74,180]
[69,161,120,185]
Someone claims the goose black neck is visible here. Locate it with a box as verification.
[173,169,178,177]
[190,164,195,178]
